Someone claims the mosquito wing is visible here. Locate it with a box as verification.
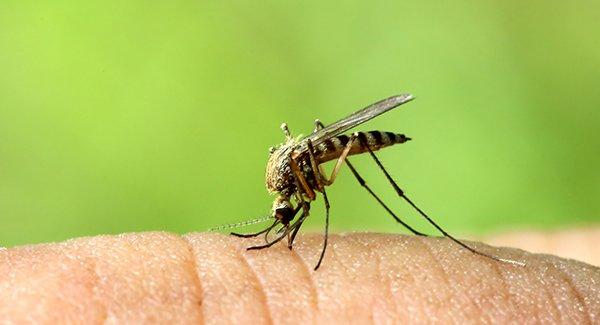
[300,94,415,148]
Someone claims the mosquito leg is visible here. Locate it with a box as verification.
[288,219,304,249]
[247,229,289,250]
[355,135,526,266]
[344,158,426,236]
[314,188,330,270]
[306,139,327,191]
[290,157,316,200]
[311,119,331,180]
[287,208,310,248]
[285,144,324,250]
[275,224,287,234]
[282,155,316,250]
[288,200,311,249]
[313,134,359,187]
[231,220,278,238]
[264,206,301,245]
[274,224,292,244]
[264,221,276,243]
[304,138,332,269]
[247,208,305,251]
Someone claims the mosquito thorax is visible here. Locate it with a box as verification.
[265,139,299,195]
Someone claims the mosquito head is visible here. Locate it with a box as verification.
[272,195,294,225]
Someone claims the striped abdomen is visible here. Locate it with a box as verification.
[314,131,410,163]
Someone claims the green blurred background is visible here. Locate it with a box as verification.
[1,1,598,247]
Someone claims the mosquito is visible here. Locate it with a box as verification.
[232,94,525,270]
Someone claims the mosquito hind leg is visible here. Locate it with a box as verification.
[355,136,525,266]
[344,158,426,236]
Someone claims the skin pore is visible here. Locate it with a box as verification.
[0,231,598,323]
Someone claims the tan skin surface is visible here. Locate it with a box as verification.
[1,232,599,324]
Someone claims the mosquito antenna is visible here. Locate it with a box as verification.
[358,136,526,267]
[208,215,275,232]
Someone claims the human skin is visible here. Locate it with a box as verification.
[0,232,598,324]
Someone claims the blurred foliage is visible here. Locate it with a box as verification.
[0,1,598,247]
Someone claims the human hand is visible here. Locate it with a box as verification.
[1,231,598,323]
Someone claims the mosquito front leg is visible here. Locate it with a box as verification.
[305,138,332,270]
[285,153,317,249]
[288,194,311,249]
[289,157,316,201]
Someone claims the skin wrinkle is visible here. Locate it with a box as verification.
[537,261,563,323]
[546,259,591,324]
[346,235,376,324]
[239,251,274,325]
[287,246,319,314]
[350,235,376,325]
[416,236,473,323]
[478,244,519,322]
[386,235,421,322]
[332,233,354,278]
[181,236,206,325]
[489,249,526,322]
[375,238,398,323]
[464,244,515,323]
[396,234,434,321]
[87,258,109,324]
[553,259,600,323]
[184,233,274,324]
[375,239,395,322]
[325,233,372,324]
[93,232,206,323]
[324,235,349,313]
[518,260,545,323]
[550,260,576,324]
[357,235,398,323]
[556,266,591,325]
